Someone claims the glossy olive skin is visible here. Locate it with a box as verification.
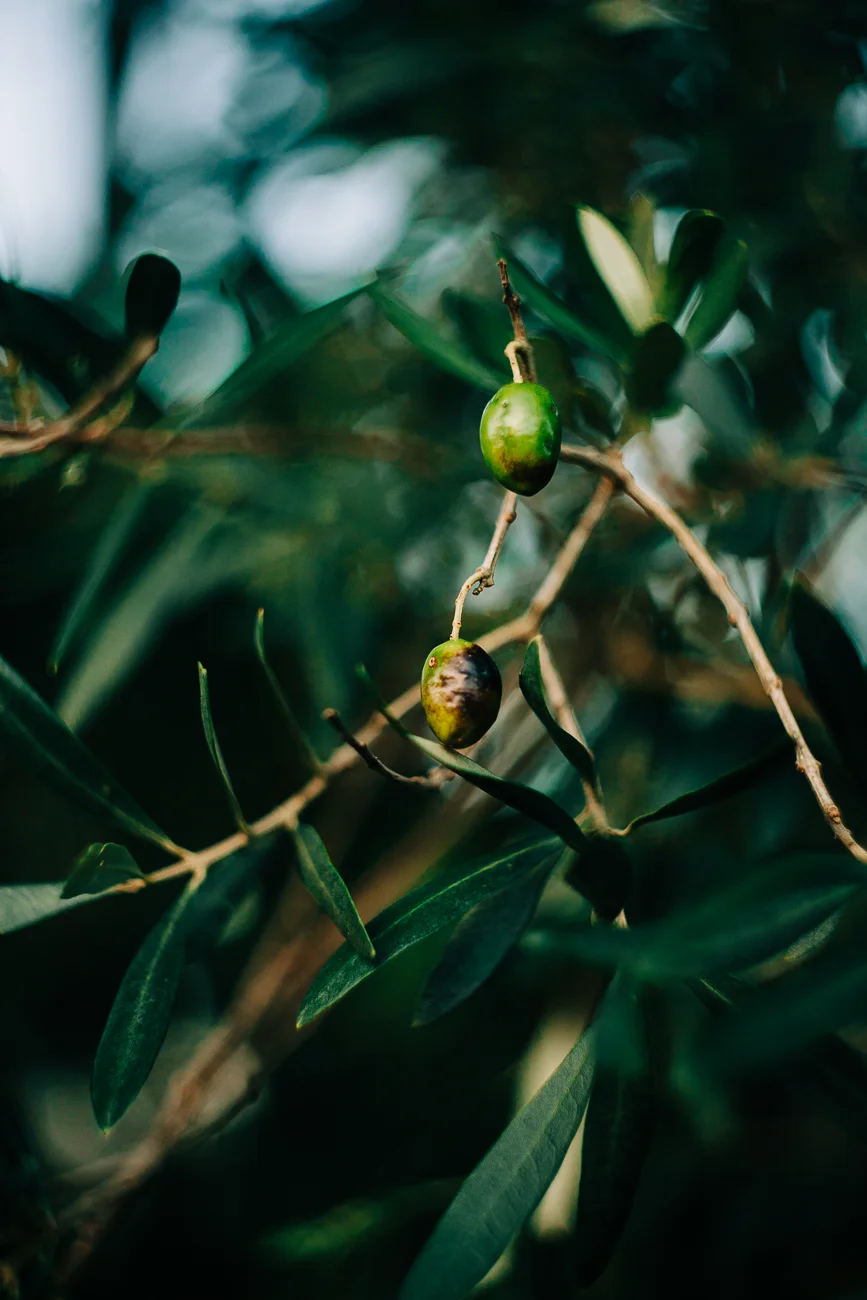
[421,639,502,748]
[479,382,561,496]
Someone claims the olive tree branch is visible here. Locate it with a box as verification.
[0,335,159,456]
[560,442,867,865]
[322,708,439,789]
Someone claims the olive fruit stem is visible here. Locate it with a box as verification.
[451,490,518,640]
[560,441,867,867]
[498,258,537,382]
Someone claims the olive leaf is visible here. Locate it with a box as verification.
[576,206,655,334]
[170,288,365,430]
[369,280,506,391]
[413,858,556,1026]
[624,739,792,832]
[693,941,867,1081]
[789,578,867,791]
[682,232,748,352]
[183,831,283,960]
[397,1024,595,1300]
[572,1065,655,1286]
[524,853,866,979]
[48,479,157,676]
[493,238,627,364]
[297,837,559,1028]
[519,637,596,786]
[62,843,144,899]
[292,823,375,960]
[658,210,725,322]
[92,881,200,1131]
[198,663,250,836]
[0,650,172,850]
[254,609,320,774]
[627,321,685,415]
[123,253,182,339]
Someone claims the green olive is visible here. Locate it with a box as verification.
[421,639,502,748]
[479,382,561,496]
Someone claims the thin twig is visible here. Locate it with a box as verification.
[560,443,867,864]
[451,491,518,640]
[322,708,437,789]
[0,335,158,457]
[498,259,536,382]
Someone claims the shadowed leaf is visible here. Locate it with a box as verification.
[572,1065,655,1286]
[0,651,171,850]
[254,609,320,773]
[519,638,596,786]
[659,210,725,322]
[370,281,506,390]
[413,858,555,1026]
[625,740,791,832]
[789,578,867,790]
[397,1025,595,1300]
[0,883,87,933]
[524,853,866,979]
[124,253,181,339]
[293,823,375,960]
[297,838,559,1027]
[682,232,748,351]
[198,663,249,835]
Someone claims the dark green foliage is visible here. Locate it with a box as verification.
[0,650,171,849]
[571,1065,655,1286]
[123,253,181,339]
[624,741,792,832]
[789,579,867,791]
[519,637,596,787]
[659,211,726,323]
[398,1026,595,1300]
[297,838,560,1027]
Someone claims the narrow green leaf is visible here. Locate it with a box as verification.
[124,253,181,339]
[577,206,655,334]
[254,609,320,773]
[170,289,365,431]
[92,881,199,1130]
[0,651,171,850]
[682,233,749,352]
[413,860,554,1026]
[524,854,866,979]
[293,823,375,961]
[627,193,659,289]
[658,210,725,322]
[49,479,156,676]
[572,1066,655,1286]
[62,843,143,899]
[441,290,513,374]
[369,281,505,391]
[789,578,867,791]
[198,663,250,836]
[625,740,792,832]
[627,321,685,416]
[493,238,627,364]
[0,882,87,933]
[397,1026,595,1300]
[56,502,222,730]
[695,942,867,1081]
[297,838,559,1027]
[519,638,596,786]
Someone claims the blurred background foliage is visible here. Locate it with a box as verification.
[5,0,867,1296]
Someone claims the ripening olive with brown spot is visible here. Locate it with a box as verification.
[479,382,561,496]
[421,639,502,748]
